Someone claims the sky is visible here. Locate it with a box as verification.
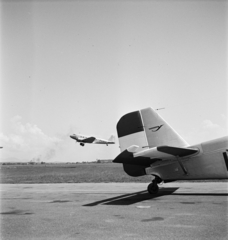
[0,0,227,162]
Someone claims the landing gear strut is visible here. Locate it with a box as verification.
[147,176,162,194]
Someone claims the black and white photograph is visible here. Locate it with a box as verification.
[1,0,227,239]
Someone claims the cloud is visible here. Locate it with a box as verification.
[202,119,220,130]
[0,116,116,163]
[199,119,226,142]
[185,119,227,144]
[221,114,227,121]
[0,116,64,161]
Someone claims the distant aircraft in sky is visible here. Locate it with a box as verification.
[70,134,115,147]
[113,107,228,194]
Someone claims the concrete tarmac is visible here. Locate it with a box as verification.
[0,182,228,240]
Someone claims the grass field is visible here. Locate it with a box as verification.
[0,163,152,184]
[1,163,227,184]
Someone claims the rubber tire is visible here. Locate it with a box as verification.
[147,183,159,194]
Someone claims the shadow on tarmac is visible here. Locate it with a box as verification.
[83,187,228,207]
[83,187,179,206]
[172,193,228,196]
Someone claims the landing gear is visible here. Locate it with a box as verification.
[147,176,162,194]
[80,143,85,147]
[147,182,159,194]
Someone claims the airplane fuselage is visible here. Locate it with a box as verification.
[70,134,115,146]
[114,107,228,194]
[71,134,87,142]
[145,136,228,181]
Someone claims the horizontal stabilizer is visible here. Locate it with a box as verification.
[113,145,199,167]
[113,148,159,166]
[157,146,199,157]
[134,145,199,159]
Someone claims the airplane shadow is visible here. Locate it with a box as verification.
[83,187,179,206]
[173,193,228,197]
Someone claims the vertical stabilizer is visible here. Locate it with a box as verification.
[108,135,115,143]
[117,107,188,152]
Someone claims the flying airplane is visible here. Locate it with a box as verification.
[113,107,228,194]
[70,134,115,146]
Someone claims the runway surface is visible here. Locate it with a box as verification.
[1,182,228,240]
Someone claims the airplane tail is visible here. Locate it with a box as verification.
[117,107,188,153]
[108,135,115,143]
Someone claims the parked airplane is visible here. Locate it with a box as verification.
[113,107,228,194]
[70,134,115,146]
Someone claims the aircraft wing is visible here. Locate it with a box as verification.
[113,145,199,166]
[82,137,96,143]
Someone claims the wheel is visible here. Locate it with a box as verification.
[80,143,85,147]
[147,182,159,194]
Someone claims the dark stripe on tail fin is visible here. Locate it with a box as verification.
[223,152,228,171]
[117,111,144,138]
